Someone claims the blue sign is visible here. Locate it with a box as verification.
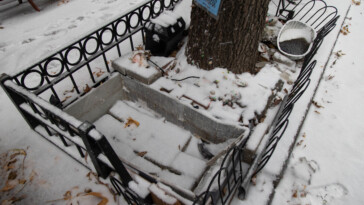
[195,0,222,19]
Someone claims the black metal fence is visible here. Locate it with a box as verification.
[191,1,339,204]
[253,0,339,176]
[6,0,180,108]
[0,0,339,204]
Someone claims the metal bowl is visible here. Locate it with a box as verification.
[277,20,316,60]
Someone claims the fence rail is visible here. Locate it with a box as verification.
[0,0,339,204]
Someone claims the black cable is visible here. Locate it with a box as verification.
[171,76,200,81]
[147,59,165,75]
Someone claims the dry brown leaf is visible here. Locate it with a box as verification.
[1,195,26,205]
[9,149,26,160]
[352,0,361,5]
[1,180,18,192]
[61,95,72,103]
[58,0,70,6]
[29,170,37,182]
[83,84,92,93]
[18,179,26,185]
[84,152,89,164]
[292,190,298,198]
[8,171,17,180]
[314,110,321,114]
[312,100,324,109]
[83,192,109,205]
[63,87,75,95]
[63,190,73,200]
[296,140,304,147]
[340,25,350,35]
[124,117,140,128]
[137,151,147,157]
[93,68,105,78]
[251,175,257,186]
[5,159,17,170]
[86,172,116,201]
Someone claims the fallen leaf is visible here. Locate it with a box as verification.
[63,87,75,95]
[63,190,72,200]
[124,117,140,128]
[18,179,27,184]
[61,96,72,103]
[84,152,89,164]
[352,0,361,5]
[326,75,335,80]
[8,171,17,180]
[312,100,324,109]
[292,190,298,198]
[301,191,307,197]
[93,68,105,78]
[9,149,26,160]
[137,151,147,157]
[251,175,257,186]
[340,25,350,35]
[1,180,18,192]
[1,195,26,205]
[5,159,17,171]
[83,84,91,93]
[335,50,346,57]
[29,170,37,182]
[314,110,321,114]
[83,192,109,205]
[296,140,304,146]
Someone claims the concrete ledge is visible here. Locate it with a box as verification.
[112,55,162,85]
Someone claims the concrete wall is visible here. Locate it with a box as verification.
[65,73,244,143]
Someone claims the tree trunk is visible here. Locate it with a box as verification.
[186,0,270,74]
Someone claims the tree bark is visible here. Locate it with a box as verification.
[186,0,270,74]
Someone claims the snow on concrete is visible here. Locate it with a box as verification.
[94,100,208,190]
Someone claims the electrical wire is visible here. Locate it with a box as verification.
[171,76,200,81]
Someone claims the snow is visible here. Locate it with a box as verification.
[1,0,363,204]
[150,49,291,126]
[271,2,364,204]
[149,183,178,205]
[151,11,179,28]
[93,100,210,190]
[112,52,159,79]
[128,175,151,199]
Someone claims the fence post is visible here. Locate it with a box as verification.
[78,121,111,179]
[97,136,133,185]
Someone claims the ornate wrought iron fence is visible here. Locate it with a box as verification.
[0,0,340,204]
[7,0,180,108]
[274,0,338,30]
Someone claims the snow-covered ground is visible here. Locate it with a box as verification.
[271,2,364,204]
[1,0,363,204]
